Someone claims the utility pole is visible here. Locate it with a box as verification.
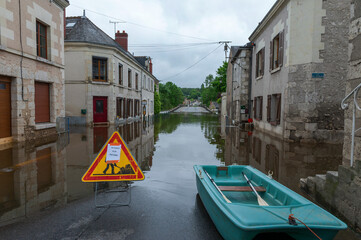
[109,20,126,35]
[219,41,232,61]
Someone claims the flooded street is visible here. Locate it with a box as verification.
[0,113,359,239]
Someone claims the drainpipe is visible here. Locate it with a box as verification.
[18,0,28,102]
[248,47,253,119]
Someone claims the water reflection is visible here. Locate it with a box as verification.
[0,113,346,236]
[0,135,67,227]
[221,126,343,196]
[66,120,155,201]
[0,119,155,227]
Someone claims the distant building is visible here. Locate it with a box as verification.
[225,45,252,125]
[0,0,69,143]
[249,0,350,143]
[64,16,158,125]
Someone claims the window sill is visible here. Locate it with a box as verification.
[270,67,281,74]
[256,76,263,81]
[35,123,56,130]
[269,121,280,126]
[36,56,52,64]
[92,81,110,85]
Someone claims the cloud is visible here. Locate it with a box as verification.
[66,0,277,88]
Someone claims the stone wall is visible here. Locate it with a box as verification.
[299,0,361,233]
[285,0,351,143]
[300,161,361,233]
[343,0,361,166]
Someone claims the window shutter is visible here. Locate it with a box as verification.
[261,48,265,76]
[279,31,284,67]
[260,96,263,120]
[253,97,256,119]
[276,94,281,125]
[269,40,273,71]
[267,95,271,122]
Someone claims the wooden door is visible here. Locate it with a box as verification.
[93,96,108,122]
[0,77,11,138]
[35,82,50,123]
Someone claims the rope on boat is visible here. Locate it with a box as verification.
[288,214,322,240]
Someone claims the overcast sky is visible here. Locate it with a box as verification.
[66,0,277,88]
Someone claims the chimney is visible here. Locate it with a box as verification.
[115,30,128,52]
[149,58,153,74]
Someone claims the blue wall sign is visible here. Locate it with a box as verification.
[312,73,325,78]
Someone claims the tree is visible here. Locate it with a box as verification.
[211,61,228,94]
[200,62,228,106]
[154,91,161,114]
[159,82,184,110]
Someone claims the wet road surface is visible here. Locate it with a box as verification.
[0,113,360,239]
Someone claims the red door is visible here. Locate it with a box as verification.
[93,96,107,123]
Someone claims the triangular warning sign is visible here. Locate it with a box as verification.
[82,131,145,182]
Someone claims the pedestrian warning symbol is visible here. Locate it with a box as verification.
[82,131,145,182]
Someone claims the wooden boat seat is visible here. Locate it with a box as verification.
[219,186,266,192]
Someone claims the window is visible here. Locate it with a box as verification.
[118,64,123,85]
[92,57,107,81]
[151,80,154,92]
[128,69,132,88]
[116,97,123,118]
[36,21,47,59]
[270,31,284,71]
[253,96,263,120]
[267,93,281,125]
[35,82,50,123]
[135,73,139,90]
[148,78,150,90]
[143,75,146,89]
[256,48,265,78]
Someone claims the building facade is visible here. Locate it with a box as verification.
[249,0,350,143]
[343,0,361,166]
[64,16,158,126]
[0,0,69,143]
[225,45,252,125]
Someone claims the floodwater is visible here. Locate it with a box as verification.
[0,113,359,239]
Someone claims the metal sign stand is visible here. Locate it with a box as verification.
[94,181,132,208]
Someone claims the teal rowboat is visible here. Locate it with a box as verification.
[194,165,347,240]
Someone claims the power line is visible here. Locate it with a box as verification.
[161,44,223,81]
[69,4,215,41]
[131,42,220,53]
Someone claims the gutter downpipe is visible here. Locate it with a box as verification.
[248,46,253,119]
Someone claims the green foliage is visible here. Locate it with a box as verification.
[211,61,228,94]
[154,91,161,114]
[159,82,184,111]
[200,62,228,107]
[181,88,201,100]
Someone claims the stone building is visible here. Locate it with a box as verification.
[249,0,351,143]
[225,45,252,125]
[0,0,69,143]
[300,1,361,231]
[64,16,158,126]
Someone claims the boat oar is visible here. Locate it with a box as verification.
[242,172,269,206]
[204,170,231,203]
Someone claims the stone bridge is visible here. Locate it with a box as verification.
[171,105,212,113]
